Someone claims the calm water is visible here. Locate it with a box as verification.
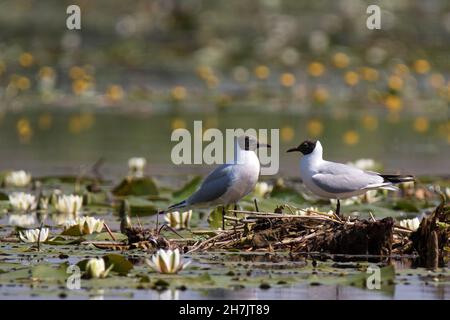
[0,109,448,178]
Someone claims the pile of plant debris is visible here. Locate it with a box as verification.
[187,194,449,268]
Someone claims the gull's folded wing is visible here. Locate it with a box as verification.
[312,162,383,194]
[187,164,234,205]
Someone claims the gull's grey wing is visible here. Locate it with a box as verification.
[187,164,235,205]
[312,162,383,193]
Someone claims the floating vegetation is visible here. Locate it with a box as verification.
[0,169,447,299]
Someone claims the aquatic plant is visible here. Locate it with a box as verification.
[64,216,104,235]
[146,249,189,274]
[128,157,146,178]
[55,194,83,217]
[165,210,192,230]
[399,217,421,231]
[4,170,31,187]
[19,227,49,243]
[85,258,113,279]
[9,192,37,212]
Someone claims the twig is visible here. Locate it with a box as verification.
[37,222,43,251]
[103,222,116,241]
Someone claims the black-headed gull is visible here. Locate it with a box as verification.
[287,140,414,216]
[169,135,270,228]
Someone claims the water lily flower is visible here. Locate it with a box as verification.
[4,170,32,187]
[146,249,189,274]
[399,217,421,231]
[39,197,49,211]
[347,158,380,171]
[8,214,36,227]
[9,192,37,212]
[85,258,113,279]
[296,207,334,216]
[128,157,146,178]
[165,210,192,229]
[64,216,104,235]
[55,194,83,217]
[254,182,273,197]
[50,213,72,225]
[19,227,49,243]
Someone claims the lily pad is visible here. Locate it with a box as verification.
[113,177,158,196]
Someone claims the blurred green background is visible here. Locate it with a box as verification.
[0,0,448,177]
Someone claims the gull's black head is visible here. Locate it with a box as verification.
[286,140,317,155]
[239,135,271,151]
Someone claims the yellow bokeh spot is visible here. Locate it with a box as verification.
[19,52,34,67]
[308,62,325,77]
[361,67,379,82]
[428,73,445,89]
[68,113,95,134]
[332,52,350,69]
[171,118,186,130]
[413,117,429,133]
[280,126,295,142]
[205,117,218,129]
[16,76,30,91]
[69,115,83,134]
[171,86,187,101]
[388,75,403,91]
[16,118,33,143]
[344,71,359,86]
[197,66,214,80]
[312,86,329,104]
[362,115,378,131]
[106,84,124,102]
[414,59,430,74]
[38,113,52,130]
[343,130,359,145]
[280,73,296,87]
[307,119,324,137]
[384,95,402,112]
[394,64,409,76]
[72,79,90,95]
[39,66,55,79]
[255,65,270,80]
[69,66,86,80]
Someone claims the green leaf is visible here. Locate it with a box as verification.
[113,177,158,196]
[103,254,133,275]
[172,176,202,202]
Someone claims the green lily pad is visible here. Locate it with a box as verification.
[113,177,158,196]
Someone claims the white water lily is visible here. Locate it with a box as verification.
[55,194,83,217]
[51,213,74,226]
[9,192,37,212]
[399,217,421,231]
[85,258,113,279]
[295,207,334,216]
[64,216,104,235]
[19,227,49,243]
[347,158,380,171]
[146,249,189,274]
[39,197,49,210]
[128,157,146,178]
[4,170,32,187]
[254,182,273,197]
[165,210,192,229]
[8,214,36,227]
